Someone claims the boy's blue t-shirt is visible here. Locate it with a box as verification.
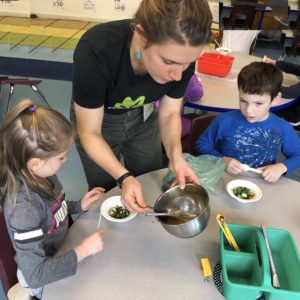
[195,110,300,173]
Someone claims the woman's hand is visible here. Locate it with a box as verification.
[81,187,105,211]
[169,156,200,189]
[223,157,244,174]
[259,163,287,183]
[120,176,148,213]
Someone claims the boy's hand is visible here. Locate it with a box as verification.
[223,157,244,174]
[74,229,104,262]
[263,56,276,65]
[81,187,105,211]
[259,163,287,183]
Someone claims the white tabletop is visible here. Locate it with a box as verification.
[43,169,300,300]
[186,50,299,112]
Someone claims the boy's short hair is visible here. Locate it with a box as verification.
[237,61,283,101]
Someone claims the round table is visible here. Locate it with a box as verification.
[43,169,300,300]
[185,51,299,112]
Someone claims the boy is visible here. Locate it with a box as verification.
[195,62,300,182]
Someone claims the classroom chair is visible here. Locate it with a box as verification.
[222,4,256,29]
[0,77,51,116]
[280,34,300,59]
[289,11,300,30]
[155,74,204,139]
[0,207,18,296]
[180,74,204,138]
[181,114,217,155]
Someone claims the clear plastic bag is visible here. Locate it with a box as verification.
[162,154,226,194]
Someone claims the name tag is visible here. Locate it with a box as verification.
[143,103,154,122]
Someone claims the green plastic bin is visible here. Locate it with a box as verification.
[220,224,300,300]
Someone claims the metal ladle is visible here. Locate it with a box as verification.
[145,206,197,222]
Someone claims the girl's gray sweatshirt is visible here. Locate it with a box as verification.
[3,175,83,289]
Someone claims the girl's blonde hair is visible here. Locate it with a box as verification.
[0,99,74,208]
[132,0,212,47]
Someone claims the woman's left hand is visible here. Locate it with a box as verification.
[81,187,105,211]
[169,156,200,189]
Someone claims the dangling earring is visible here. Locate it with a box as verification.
[136,48,141,60]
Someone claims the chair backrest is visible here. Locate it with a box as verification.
[284,35,300,56]
[223,5,256,29]
[182,114,217,155]
[0,207,18,296]
[289,12,300,30]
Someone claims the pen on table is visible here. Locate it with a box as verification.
[261,223,280,288]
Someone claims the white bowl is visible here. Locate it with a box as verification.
[226,179,262,203]
[101,196,137,222]
[216,47,232,56]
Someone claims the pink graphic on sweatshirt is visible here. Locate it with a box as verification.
[48,189,68,234]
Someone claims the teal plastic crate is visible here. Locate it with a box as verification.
[220,224,300,300]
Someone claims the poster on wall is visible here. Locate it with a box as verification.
[115,0,126,12]
[83,0,96,13]
[27,0,141,22]
[51,0,65,11]
[0,0,30,17]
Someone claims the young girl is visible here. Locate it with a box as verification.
[0,99,105,299]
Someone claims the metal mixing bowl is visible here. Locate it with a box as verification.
[154,184,210,238]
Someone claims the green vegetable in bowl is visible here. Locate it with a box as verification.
[232,186,255,200]
[108,205,130,219]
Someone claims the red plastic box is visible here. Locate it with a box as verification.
[197,53,234,77]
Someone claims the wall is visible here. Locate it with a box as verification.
[0,0,30,17]
[1,0,219,24]
[0,0,142,21]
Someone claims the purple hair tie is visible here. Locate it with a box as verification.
[29,105,38,112]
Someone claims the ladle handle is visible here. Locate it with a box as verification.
[145,212,168,217]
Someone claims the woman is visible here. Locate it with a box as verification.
[71,0,212,212]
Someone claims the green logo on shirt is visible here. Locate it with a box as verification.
[114,96,145,109]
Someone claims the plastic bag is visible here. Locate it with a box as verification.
[162,153,226,194]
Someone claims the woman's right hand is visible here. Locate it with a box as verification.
[121,176,148,213]
[74,229,103,262]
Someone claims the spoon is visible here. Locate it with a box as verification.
[145,206,197,221]
[241,164,262,174]
[145,211,196,222]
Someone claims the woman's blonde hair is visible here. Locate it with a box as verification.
[132,0,212,47]
[0,99,74,208]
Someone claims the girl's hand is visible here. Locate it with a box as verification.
[81,187,105,211]
[74,229,104,262]
[259,163,287,183]
[223,157,244,174]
